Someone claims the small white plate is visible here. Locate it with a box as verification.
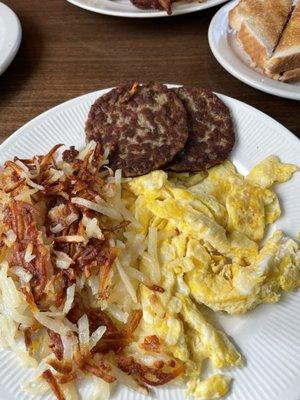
[0,86,299,400]
[0,2,22,75]
[208,0,300,100]
[67,0,228,18]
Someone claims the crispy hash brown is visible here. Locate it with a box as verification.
[0,142,184,400]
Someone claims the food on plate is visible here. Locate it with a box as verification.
[130,157,299,317]
[129,0,202,14]
[130,0,173,14]
[229,0,300,82]
[184,157,300,313]
[228,0,292,70]
[86,83,235,176]
[0,142,240,400]
[0,142,188,400]
[85,82,189,177]
[166,87,235,172]
[266,1,300,82]
[0,138,299,400]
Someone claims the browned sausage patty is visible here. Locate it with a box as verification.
[85,83,189,177]
[166,87,235,172]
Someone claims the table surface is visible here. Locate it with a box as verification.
[0,0,299,144]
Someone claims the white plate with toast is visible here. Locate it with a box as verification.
[0,87,299,400]
[0,2,21,76]
[67,0,228,18]
[208,0,300,100]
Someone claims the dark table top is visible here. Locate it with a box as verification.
[0,0,299,144]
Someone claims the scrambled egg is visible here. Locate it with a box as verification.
[123,156,299,399]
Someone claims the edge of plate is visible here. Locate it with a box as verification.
[66,0,228,18]
[208,0,300,101]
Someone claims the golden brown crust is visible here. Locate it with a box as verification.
[266,3,300,74]
[229,0,293,70]
[275,3,300,53]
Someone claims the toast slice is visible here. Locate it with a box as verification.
[229,0,293,70]
[266,2,300,75]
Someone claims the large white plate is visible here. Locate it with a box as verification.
[0,2,21,75]
[67,0,228,18]
[0,87,299,400]
[208,0,300,100]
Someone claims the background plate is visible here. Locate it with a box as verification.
[67,0,229,18]
[208,0,300,101]
[0,87,299,400]
[0,2,21,75]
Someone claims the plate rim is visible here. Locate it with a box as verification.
[0,2,22,75]
[67,0,229,18]
[208,0,300,101]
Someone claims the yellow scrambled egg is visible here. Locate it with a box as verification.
[123,156,299,399]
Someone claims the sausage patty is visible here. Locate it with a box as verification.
[85,82,189,177]
[166,87,235,172]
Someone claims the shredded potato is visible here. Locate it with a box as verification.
[90,326,106,350]
[115,259,137,303]
[54,251,74,270]
[71,198,122,221]
[63,284,76,314]
[147,227,161,284]
[0,142,187,400]
[78,314,90,355]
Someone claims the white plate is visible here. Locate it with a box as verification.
[208,0,300,100]
[0,87,300,400]
[0,2,21,75]
[67,0,228,18]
